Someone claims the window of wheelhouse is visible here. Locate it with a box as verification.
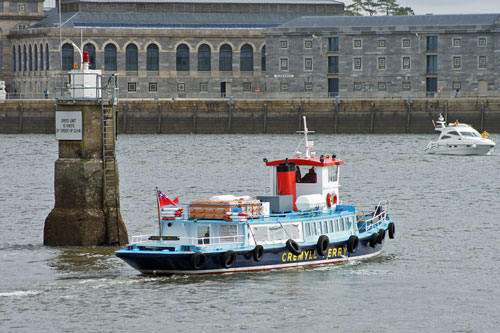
[328,165,338,182]
[298,166,317,183]
[197,226,210,244]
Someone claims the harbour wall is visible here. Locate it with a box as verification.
[2,99,500,134]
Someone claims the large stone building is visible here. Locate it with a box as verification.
[2,0,500,99]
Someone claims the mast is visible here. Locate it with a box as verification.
[296,116,315,158]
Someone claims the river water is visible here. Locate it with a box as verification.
[1,133,499,332]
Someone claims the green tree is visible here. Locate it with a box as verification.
[377,0,398,15]
[346,0,363,16]
[391,6,415,15]
[360,0,380,16]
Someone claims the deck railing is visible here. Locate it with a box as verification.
[356,200,390,232]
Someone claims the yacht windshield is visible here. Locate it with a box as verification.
[460,131,480,137]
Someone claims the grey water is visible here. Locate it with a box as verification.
[1,133,499,332]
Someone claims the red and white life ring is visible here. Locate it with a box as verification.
[326,193,337,207]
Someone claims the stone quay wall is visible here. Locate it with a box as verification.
[1,98,500,134]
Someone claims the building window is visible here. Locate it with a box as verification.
[18,3,26,12]
[304,40,313,49]
[402,39,411,48]
[280,40,288,49]
[305,82,313,91]
[125,44,138,71]
[427,55,437,74]
[402,81,411,91]
[280,57,289,71]
[378,82,386,91]
[23,45,27,71]
[328,37,339,52]
[478,37,487,47]
[453,81,461,90]
[402,56,411,70]
[353,82,362,91]
[198,44,211,72]
[61,43,74,70]
[426,36,438,51]
[280,82,288,91]
[328,56,338,74]
[147,44,160,71]
[83,43,96,70]
[261,46,266,72]
[377,57,386,70]
[176,44,190,71]
[353,39,362,49]
[34,44,38,71]
[452,38,461,47]
[378,39,386,48]
[104,44,117,71]
[29,45,32,71]
[478,56,487,69]
[353,57,362,71]
[40,44,43,71]
[304,57,313,71]
[453,56,461,70]
[177,82,185,92]
[200,82,208,92]
[12,46,16,72]
[45,43,49,70]
[243,82,252,92]
[240,44,253,72]
[18,24,27,30]
[149,82,157,92]
[18,46,21,72]
[128,82,136,92]
[219,44,232,71]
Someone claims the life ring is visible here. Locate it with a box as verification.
[388,222,395,239]
[253,245,264,262]
[191,252,206,270]
[326,193,338,207]
[377,229,386,244]
[286,239,302,256]
[316,235,329,256]
[369,232,379,248]
[222,250,237,268]
[347,235,359,254]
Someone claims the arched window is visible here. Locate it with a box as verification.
[12,46,16,72]
[147,44,159,71]
[198,44,211,72]
[240,44,253,72]
[261,46,266,72]
[29,45,33,71]
[45,43,49,70]
[34,45,38,71]
[125,44,138,71]
[83,43,96,69]
[176,44,189,71]
[18,46,22,72]
[61,43,74,70]
[219,44,232,71]
[104,44,117,71]
[23,45,27,71]
[40,44,43,71]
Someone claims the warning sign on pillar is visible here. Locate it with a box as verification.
[55,111,83,140]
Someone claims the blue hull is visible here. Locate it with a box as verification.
[115,235,385,275]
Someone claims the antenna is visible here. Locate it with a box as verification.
[296,116,315,158]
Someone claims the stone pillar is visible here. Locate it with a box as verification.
[44,101,128,246]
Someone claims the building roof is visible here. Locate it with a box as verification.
[62,0,342,4]
[30,11,305,29]
[278,14,500,29]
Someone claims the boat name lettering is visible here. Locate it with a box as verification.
[281,247,345,262]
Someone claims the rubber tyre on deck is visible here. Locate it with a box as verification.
[222,250,237,268]
[316,235,329,256]
[347,235,359,254]
[378,229,386,244]
[369,232,379,248]
[191,252,206,270]
[253,245,264,262]
[388,222,396,239]
[286,239,302,256]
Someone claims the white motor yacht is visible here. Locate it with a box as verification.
[426,114,495,155]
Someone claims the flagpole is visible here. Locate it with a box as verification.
[156,187,162,238]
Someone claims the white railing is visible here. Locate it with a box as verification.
[357,200,390,232]
[131,234,245,249]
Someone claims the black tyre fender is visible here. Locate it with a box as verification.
[191,252,206,270]
[253,245,264,262]
[388,222,395,239]
[378,229,386,244]
[222,250,237,268]
[286,239,302,256]
[347,235,359,254]
[316,235,329,256]
[369,232,379,248]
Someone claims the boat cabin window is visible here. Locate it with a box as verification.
[252,223,302,244]
[328,165,339,182]
[301,167,317,183]
[305,223,311,237]
[441,135,451,140]
[448,131,460,136]
[335,218,340,232]
[328,220,334,232]
[322,221,328,233]
[197,226,210,244]
[461,131,480,137]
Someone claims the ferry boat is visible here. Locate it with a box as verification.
[116,117,396,275]
[426,114,495,155]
